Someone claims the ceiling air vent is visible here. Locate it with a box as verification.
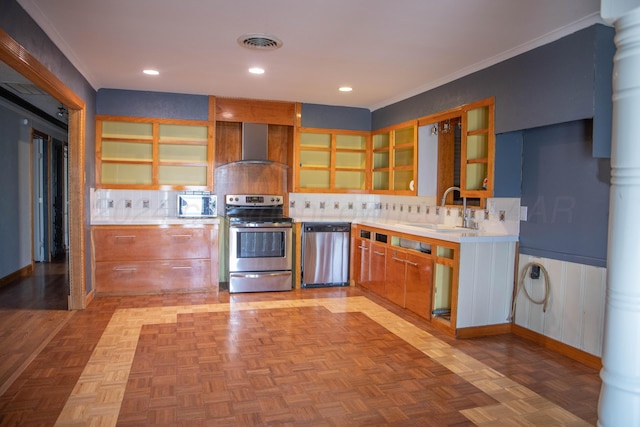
[237,33,283,51]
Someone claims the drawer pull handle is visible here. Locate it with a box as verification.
[114,235,136,239]
[406,261,419,267]
[113,267,137,271]
[358,246,369,250]
[171,266,192,270]
[373,251,385,256]
[171,234,193,238]
[392,257,406,263]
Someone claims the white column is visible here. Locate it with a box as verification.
[599,2,640,426]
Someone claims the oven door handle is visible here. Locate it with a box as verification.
[229,222,292,229]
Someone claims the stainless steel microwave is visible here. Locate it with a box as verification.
[177,192,217,218]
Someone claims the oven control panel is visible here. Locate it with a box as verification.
[226,194,283,207]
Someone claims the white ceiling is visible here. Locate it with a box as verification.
[13,0,603,112]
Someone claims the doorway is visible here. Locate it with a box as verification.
[1,28,87,310]
[32,130,68,264]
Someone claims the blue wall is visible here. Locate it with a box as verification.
[97,89,209,120]
[301,103,371,131]
[0,105,22,277]
[520,120,610,267]
[494,132,523,198]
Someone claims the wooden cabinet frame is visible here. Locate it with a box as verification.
[417,97,495,206]
[96,115,215,190]
[371,120,418,195]
[295,127,371,193]
[351,223,459,336]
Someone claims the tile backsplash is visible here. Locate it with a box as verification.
[91,189,178,222]
[91,188,520,235]
[288,192,520,235]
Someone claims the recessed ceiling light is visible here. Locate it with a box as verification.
[339,86,353,92]
[143,69,159,75]
[249,67,265,74]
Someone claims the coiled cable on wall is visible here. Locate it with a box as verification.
[509,262,550,321]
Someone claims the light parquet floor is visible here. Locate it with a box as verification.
[0,287,600,426]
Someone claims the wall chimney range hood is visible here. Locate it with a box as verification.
[240,122,270,164]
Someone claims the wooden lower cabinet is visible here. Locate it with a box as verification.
[351,224,516,339]
[385,248,407,307]
[352,236,371,288]
[368,242,387,297]
[404,251,433,319]
[386,248,433,315]
[92,224,218,294]
[351,224,438,323]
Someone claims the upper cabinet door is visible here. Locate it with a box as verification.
[460,98,495,199]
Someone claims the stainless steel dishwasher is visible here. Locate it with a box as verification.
[302,222,350,287]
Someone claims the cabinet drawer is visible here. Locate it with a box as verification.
[95,259,212,293]
[93,227,211,261]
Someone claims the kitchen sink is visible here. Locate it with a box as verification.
[398,223,479,233]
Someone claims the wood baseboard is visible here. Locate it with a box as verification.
[511,324,602,370]
[456,323,512,339]
[0,264,33,289]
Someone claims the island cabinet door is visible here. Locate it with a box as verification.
[368,242,387,297]
[353,237,370,288]
[386,249,407,307]
[404,251,433,319]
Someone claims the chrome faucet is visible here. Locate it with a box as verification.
[441,186,468,228]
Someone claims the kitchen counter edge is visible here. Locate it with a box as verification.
[292,217,518,244]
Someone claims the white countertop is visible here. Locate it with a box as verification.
[292,217,518,243]
[357,219,517,243]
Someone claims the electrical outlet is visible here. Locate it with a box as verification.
[499,210,506,221]
[530,265,541,279]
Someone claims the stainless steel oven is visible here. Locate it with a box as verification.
[226,194,293,293]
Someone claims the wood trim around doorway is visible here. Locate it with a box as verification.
[0,27,87,309]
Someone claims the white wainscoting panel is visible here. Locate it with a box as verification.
[457,241,516,328]
[514,254,606,357]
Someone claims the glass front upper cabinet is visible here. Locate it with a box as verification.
[296,129,369,192]
[372,121,417,194]
[97,117,213,189]
[461,98,494,199]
